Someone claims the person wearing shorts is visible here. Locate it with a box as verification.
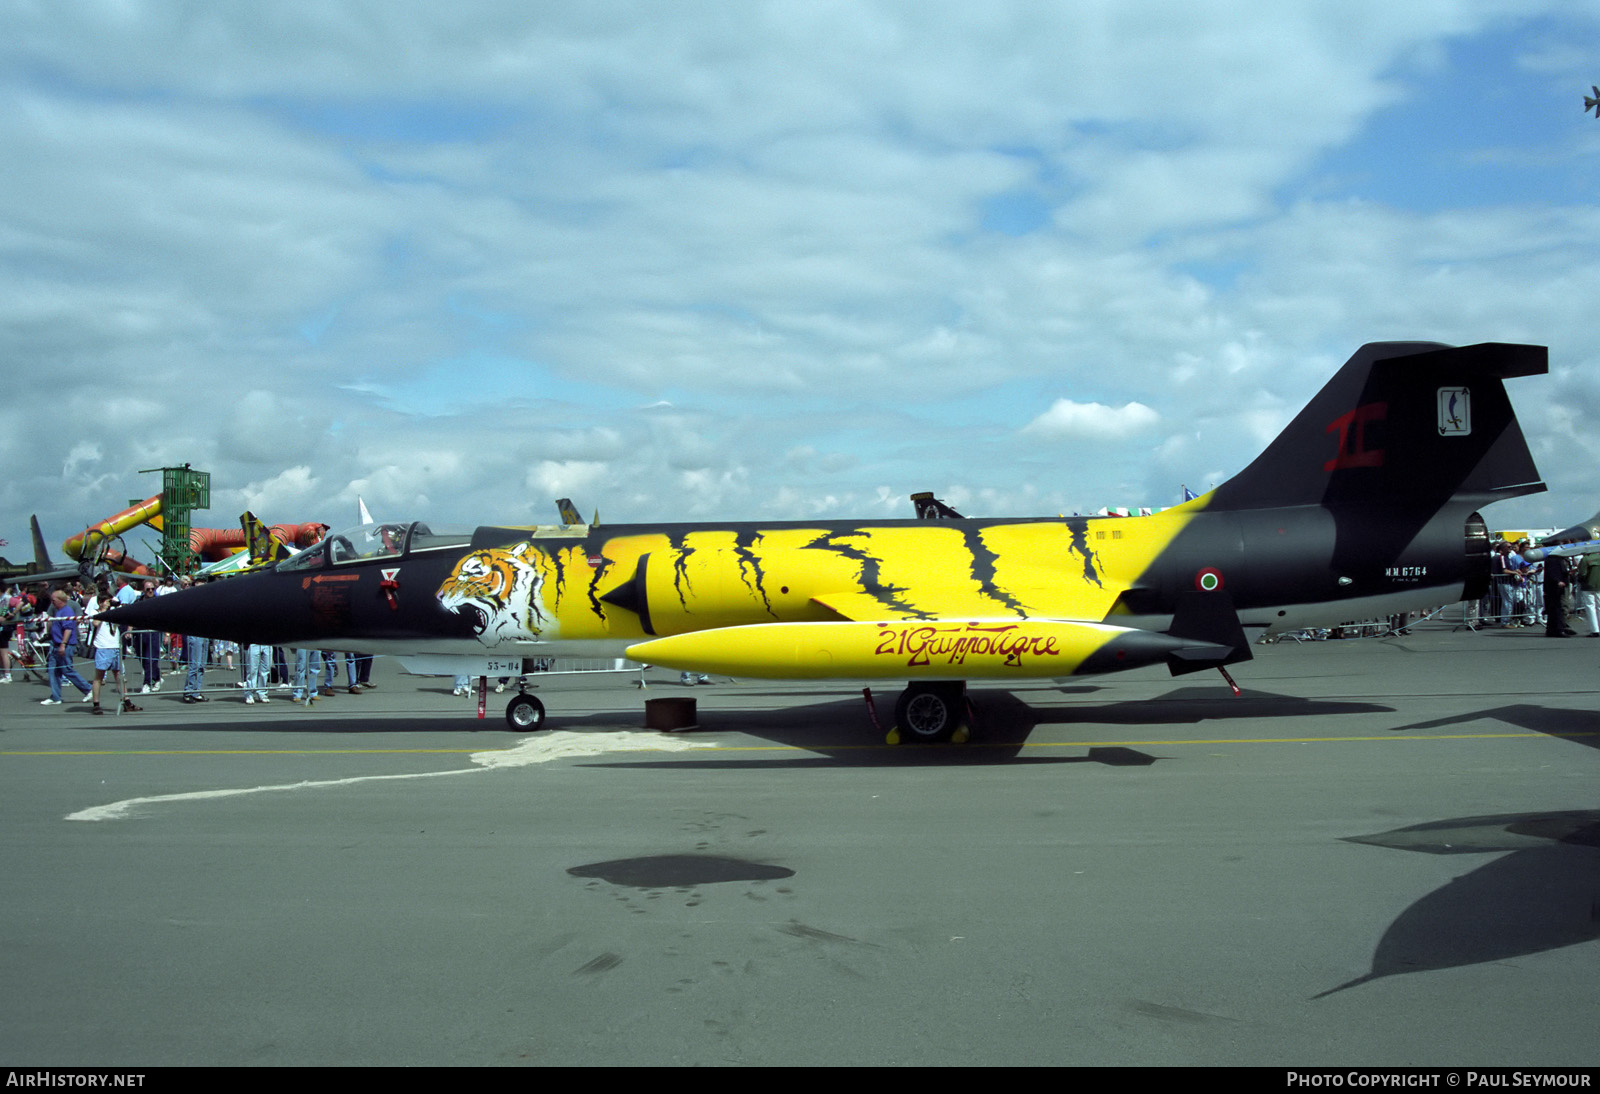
[86,584,129,715]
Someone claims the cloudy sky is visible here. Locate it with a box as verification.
[4,1,1599,563]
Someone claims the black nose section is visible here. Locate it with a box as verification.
[100,575,305,646]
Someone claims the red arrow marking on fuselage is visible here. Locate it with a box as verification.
[301,573,362,590]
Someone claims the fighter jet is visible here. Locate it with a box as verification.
[0,515,98,585]
[1517,507,1600,565]
[103,341,1547,739]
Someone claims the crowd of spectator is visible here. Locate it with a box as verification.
[1,573,377,713]
[1484,538,1600,637]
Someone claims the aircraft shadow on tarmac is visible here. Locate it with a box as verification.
[575,686,1390,769]
[108,681,1398,762]
[1025,685,1395,727]
[575,691,1111,767]
[113,693,1158,768]
[1387,703,1600,751]
[515,689,1155,768]
[133,714,530,735]
[1316,811,1600,998]
[118,682,1385,759]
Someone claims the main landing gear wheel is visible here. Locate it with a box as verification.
[505,692,546,732]
[894,682,968,743]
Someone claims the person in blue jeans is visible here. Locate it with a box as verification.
[292,648,316,704]
[42,589,91,706]
[243,642,272,704]
[182,634,209,703]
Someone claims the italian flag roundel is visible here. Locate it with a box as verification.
[1195,568,1224,592]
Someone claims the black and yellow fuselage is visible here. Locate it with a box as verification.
[103,340,1547,690]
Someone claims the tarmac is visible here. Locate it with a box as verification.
[1,618,1597,1066]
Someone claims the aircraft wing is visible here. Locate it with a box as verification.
[810,590,914,621]
[1,563,94,585]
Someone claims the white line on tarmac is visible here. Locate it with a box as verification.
[65,731,715,822]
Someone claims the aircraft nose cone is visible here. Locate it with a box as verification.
[100,576,297,645]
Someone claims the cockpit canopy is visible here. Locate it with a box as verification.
[276,522,475,572]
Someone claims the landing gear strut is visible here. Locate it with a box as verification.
[505,692,546,731]
[892,681,970,743]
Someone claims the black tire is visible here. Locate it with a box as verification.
[894,683,963,743]
[505,693,546,732]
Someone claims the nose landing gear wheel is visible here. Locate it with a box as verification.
[505,693,546,731]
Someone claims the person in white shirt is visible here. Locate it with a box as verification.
[85,582,130,715]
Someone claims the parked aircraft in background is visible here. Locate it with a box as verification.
[1519,508,1600,564]
[910,492,964,520]
[555,498,586,526]
[103,341,1547,740]
[0,516,91,585]
[192,512,306,577]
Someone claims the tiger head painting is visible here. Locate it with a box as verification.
[435,542,548,645]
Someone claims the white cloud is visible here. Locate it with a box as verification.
[236,466,321,517]
[62,443,103,479]
[1022,399,1160,440]
[525,459,610,500]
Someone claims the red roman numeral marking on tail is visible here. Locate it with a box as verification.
[1324,402,1387,472]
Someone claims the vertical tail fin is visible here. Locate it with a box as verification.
[241,512,291,567]
[1210,341,1546,513]
[29,515,51,570]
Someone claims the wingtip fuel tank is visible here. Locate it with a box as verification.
[627,619,1235,680]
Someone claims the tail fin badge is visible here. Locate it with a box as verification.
[1324,402,1387,472]
[1438,387,1471,435]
